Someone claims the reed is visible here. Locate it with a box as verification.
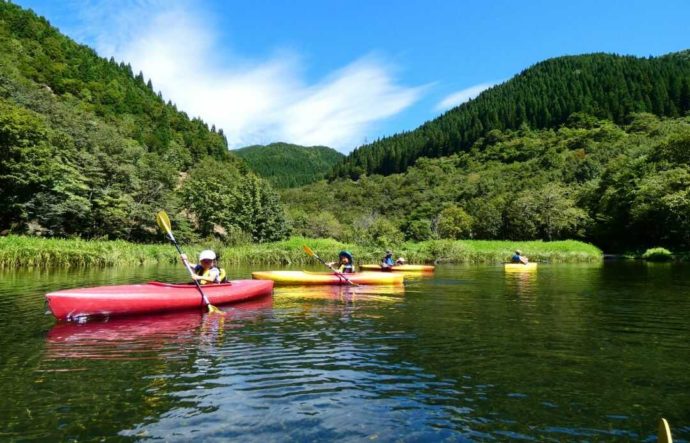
[0,235,602,269]
[0,236,178,268]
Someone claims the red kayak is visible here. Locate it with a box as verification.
[46,280,274,321]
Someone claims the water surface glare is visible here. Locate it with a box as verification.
[0,263,688,441]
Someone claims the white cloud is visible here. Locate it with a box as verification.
[435,82,498,112]
[68,0,424,152]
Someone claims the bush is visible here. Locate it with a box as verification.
[437,206,474,240]
[641,247,673,261]
[405,220,434,241]
[364,217,404,247]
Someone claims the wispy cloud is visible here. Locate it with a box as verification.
[435,82,498,112]
[67,0,424,152]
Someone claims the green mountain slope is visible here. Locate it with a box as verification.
[234,143,344,188]
[331,51,690,178]
[284,113,690,252]
[0,2,286,242]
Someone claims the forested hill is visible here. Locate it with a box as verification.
[0,2,287,243]
[234,143,344,188]
[284,113,690,252]
[331,51,690,178]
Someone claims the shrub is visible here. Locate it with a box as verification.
[437,206,474,240]
[641,247,673,262]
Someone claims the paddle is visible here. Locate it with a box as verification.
[302,245,358,286]
[156,211,224,315]
[658,418,673,443]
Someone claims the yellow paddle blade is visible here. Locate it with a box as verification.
[658,418,673,443]
[303,245,315,256]
[207,304,225,315]
[156,210,172,234]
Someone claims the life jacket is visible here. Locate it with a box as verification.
[511,254,522,263]
[193,264,227,284]
[338,263,354,274]
[382,256,394,266]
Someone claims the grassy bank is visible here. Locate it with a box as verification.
[0,235,602,269]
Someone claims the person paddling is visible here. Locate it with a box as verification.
[329,250,355,274]
[511,249,529,265]
[181,250,227,284]
[381,250,395,269]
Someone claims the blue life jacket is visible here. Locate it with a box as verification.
[511,254,522,263]
[383,256,394,266]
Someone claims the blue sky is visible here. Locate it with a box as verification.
[15,0,690,152]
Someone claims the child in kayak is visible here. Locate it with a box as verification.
[511,249,529,264]
[181,250,227,284]
[329,250,355,273]
[381,250,395,269]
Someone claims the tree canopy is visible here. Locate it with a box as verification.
[0,2,287,243]
[331,51,690,178]
[284,113,690,252]
[234,143,344,188]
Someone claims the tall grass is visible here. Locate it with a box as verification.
[0,235,602,269]
[0,236,177,268]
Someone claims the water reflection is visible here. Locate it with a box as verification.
[1,263,688,441]
[274,284,406,303]
[503,267,538,297]
[44,296,273,360]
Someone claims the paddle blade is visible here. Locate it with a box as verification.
[658,418,673,443]
[303,245,315,257]
[207,304,225,315]
[156,211,172,234]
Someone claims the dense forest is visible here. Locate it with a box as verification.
[331,52,690,178]
[284,113,690,252]
[234,143,343,188]
[3,2,690,253]
[0,3,287,243]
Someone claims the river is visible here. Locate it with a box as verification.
[0,262,688,441]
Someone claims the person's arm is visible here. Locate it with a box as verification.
[180,254,196,273]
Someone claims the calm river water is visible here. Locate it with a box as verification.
[0,262,688,441]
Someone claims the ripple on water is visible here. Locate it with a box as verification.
[1,264,690,441]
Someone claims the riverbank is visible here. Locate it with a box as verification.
[0,235,603,268]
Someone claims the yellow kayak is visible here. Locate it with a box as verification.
[252,270,404,286]
[359,264,435,272]
[504,262,538,272]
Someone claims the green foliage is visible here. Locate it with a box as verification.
[360,217,404,247]
[436,206,473,239]
[641,247,673,262]
[0,3,287,243]
[504,184,590,241]
[234,143,344,188]
[180,159,288,243]
[404,220,434,241]
[0,100,56,227]
[284,114,690,252]
[332,52,690,178]
[0,235,602,268]
[288,209,344,239]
